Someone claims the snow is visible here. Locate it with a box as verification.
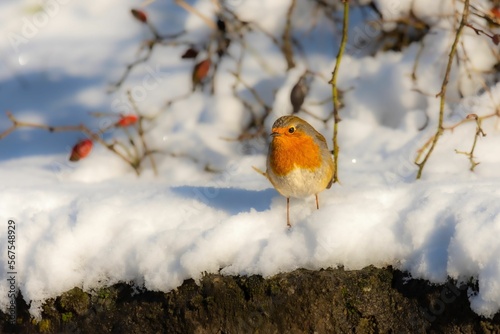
[1,0,500,319]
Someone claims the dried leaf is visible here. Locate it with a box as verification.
[192,59,211,91]
[217,18,226,33]
[290,75,308,114]
[181,47,199,59]
[131,9,148,24]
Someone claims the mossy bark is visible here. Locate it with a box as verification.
[2,266,499,333]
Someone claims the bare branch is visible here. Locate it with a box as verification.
[329,0,349,184]
[415,0,470,179]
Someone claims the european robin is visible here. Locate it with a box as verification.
[265,115,335,227]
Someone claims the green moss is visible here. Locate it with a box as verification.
[97,287,111,299]
[41,298,59,319]
[268,281,281,296]
[38,319,51,333]
[90,286,118,312]
[61,312,73,322]
[58,287,90,316]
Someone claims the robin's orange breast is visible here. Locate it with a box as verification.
[268,133,322,176]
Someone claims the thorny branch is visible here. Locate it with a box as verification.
[110,29,186,91]
[116,0,314,145]
[0,111,159,176]
[455,114,486,171]
[7,1,499,181]
[415,0,470,179]
[329,0,349,184]
[126,91,158,176]
[465,22,500,43]
[415,109,499,170]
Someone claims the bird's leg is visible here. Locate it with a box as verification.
[287,197,291,228]
[315,194,319,210]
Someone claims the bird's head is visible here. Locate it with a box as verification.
[271,115,313,140]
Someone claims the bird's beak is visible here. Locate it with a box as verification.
[270,128,280,137]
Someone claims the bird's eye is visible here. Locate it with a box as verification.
[288,127,295,134]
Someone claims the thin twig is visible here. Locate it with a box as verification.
[415,0,470,179]
[300,107,328,123]
[110,29,185,91]
[111,53,152,91]
[230,71,272,115]
[282,0,297,70]
[465,22,495,40]
[328,0,349,184]
[415,109,498,163]
[454,114,486,171]
[127,91,158,176]
[411,39,426,82]
[175,0,217,30]
[223,6,297,73]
